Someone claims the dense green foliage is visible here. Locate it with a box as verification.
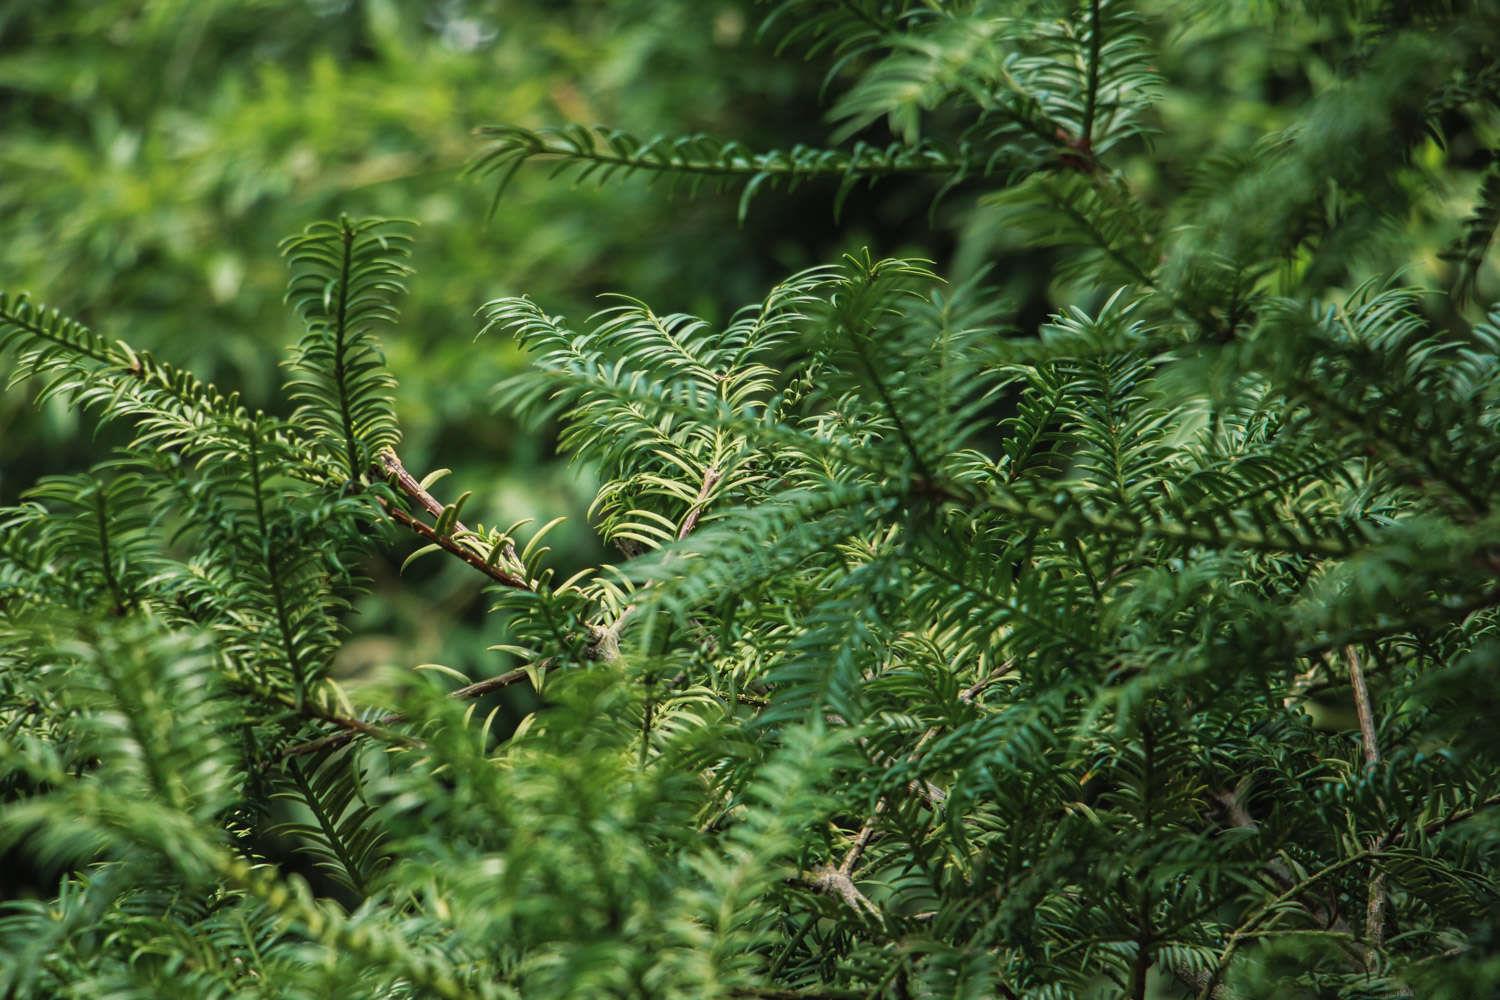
[0,0,850,677]
[4,2,1500,998]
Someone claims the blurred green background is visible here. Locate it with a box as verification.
[0,0,874,683]
[2,0,1493,684]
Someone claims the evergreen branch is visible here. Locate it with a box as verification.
[1,293,341,487]
[447,666,534,701]
[246,422,309,694]
[281,663,545,760]
[757,0,922,72]
[0,292,118,368]
[1295,580,1500,659]
[1081,0,1104,145]
[962,480,1365,558]
[1378,793,1500,849]
[380,502,530,590]
[1198,785,1500,997]
[214,855,491,1000]
[282,217,410,482]
[1129,724,1156,1000]
[472,127,961,182]
[848,338,934,483]
[297,431,735,761]
[90,483,130,616]
[1282,371,1489,517]
[834,674,997,881]
[6,7,1500,995]
[333,224,360,478]
[283,695,420,750]
[378,448,520,566]
[469,125,980,220]
[281,755,373,897]
[1197,850,1378,1000]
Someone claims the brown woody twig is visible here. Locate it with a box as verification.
[376,449,528,589]
[289,462,728,758]
[378,448,518,562]
[808,674,999,918]
[1345,645,1387,964]
[381,502,530,590]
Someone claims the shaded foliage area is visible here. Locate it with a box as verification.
[3,2,1500,998]
[0,0,918,695]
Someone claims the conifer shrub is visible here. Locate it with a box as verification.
[3,2,1500,997]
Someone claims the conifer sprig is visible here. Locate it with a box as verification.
[281,216,412,483]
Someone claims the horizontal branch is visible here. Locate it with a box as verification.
[965,482,1364,559]
[467,125,1003,220]
[472,126,968,183]
[276,693,423,757]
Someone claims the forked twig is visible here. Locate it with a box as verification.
[808,674,1000,917]
[287,461,728,758]
[377,449,528,588]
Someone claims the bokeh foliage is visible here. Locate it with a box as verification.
[1,0,855,676]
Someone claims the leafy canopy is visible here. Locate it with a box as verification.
[3,2,1500,999]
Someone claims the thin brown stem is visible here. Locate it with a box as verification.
[382,500,530,589]
[1346,646,1381,772]
[450,666,532,700]
[276,694,420,756]
[1344,646,1386,963]
[838,799,889,877]
[677,465,723,540]
[378,448,523,573]
[837,673,999,877]
[378,449,490,543]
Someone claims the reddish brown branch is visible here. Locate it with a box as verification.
[382,501,529,590]
[450,666,532,700]
[677,465,722,540]
[379,448,470,531]
[377,448,525,585]
[277,695,419,757]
